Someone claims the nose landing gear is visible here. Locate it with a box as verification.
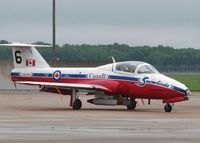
[164,103,172,112]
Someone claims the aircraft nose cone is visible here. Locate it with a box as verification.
[185,88,191,96]
[161,74,189,96]
[171,80,190,96]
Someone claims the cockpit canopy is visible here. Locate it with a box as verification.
[115,61,159,74]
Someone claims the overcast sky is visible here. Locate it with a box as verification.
[0,0,199,48]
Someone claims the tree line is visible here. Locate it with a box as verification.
[0,40,200,66]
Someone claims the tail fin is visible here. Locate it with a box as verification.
[0,42,51,68]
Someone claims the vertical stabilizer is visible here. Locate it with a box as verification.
[0,43,50,68]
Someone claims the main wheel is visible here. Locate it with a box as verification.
[164,103,172,112]
[127,102,137,110]
[73,99,82,110]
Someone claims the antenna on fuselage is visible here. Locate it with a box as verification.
[112,57,116,63]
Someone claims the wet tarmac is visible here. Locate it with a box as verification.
[0,90,199,143]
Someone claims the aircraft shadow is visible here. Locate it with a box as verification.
[10,106,164,113]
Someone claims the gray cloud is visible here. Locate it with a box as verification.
[0,0,199,48]
[57,0,200,27]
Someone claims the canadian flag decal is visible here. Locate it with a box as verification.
[26,59,36,67]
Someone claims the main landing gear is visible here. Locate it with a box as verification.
[73,99,82,110]
[127,103,136,110]
[127,98,137,110]
[164,103,172,112]
[71,89,82,110]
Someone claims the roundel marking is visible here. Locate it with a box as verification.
[53,70,62,80]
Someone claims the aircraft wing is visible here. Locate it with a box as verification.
[17,81,113,93]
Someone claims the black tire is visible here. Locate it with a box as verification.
[73,99,82,110]
[164,104,172,112]
[127,102,137,110]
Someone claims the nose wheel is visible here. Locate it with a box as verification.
[164,103,172,112]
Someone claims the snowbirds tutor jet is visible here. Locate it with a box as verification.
[0,43,191,112]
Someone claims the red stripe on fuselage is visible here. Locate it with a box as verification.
[11,76,185,100]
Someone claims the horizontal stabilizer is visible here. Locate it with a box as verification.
[0,42,52,48]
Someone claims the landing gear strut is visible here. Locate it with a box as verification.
[70,89,82,110]
[164,103,172,112]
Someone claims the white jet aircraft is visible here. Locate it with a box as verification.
[0,43,190,112]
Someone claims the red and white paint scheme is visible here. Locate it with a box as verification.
[0,43,191,112]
